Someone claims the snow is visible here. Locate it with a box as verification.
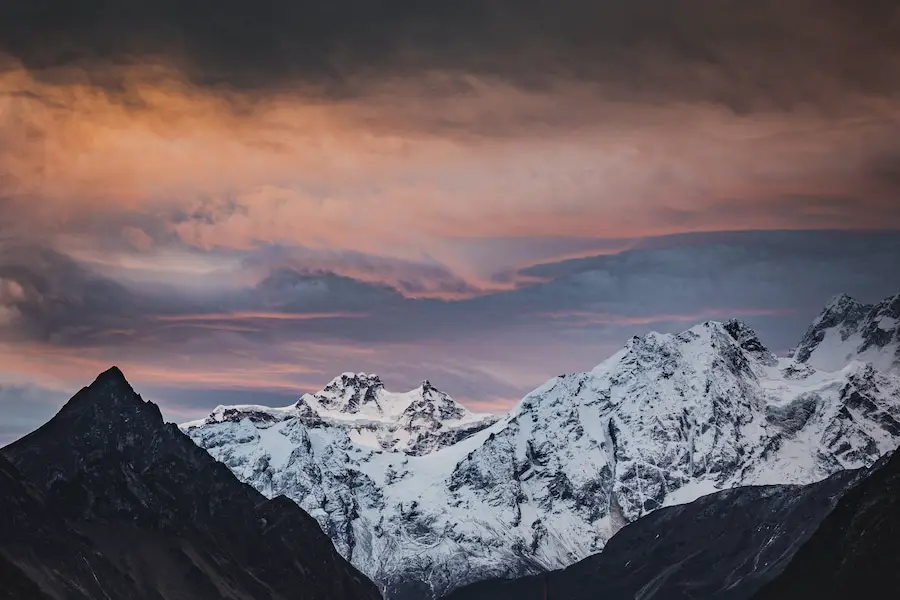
[877,316,898,330]
[181,294,900,600]
[804,328,865,372]
[795,293,899,373]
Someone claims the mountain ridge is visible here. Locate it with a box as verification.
[183,292,900,599]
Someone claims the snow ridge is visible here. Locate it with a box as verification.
[182,294,900,600]
[792,293,900,371]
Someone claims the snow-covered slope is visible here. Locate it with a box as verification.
[792,293,900,372]
[182,294,900,600]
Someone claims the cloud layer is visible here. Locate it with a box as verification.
[0,0,898,440]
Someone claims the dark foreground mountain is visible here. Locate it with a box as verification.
[444,465,869,600]
[0,367,382,600]
[752,449,900,599]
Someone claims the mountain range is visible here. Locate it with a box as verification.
[1,292,897,600]
[181,292,900,599]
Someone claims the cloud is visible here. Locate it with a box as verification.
[2,0,899,113]
[1,1,899,426]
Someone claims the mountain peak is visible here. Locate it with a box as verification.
[793,291,899,371]
[723,319,777,365]
[94,365,127,383]
[55,365,148,419]
[1,371,383,600]
[823,292,861,311]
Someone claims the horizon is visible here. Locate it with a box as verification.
[2,287,895,446]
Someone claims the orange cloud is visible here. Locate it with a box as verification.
[2,60,899,295]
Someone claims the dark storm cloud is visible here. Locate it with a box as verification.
[2,0,899,111]
[242,246,482,297]
[502,230,900,352]
[0,243,152,343]
[4,231,900,352]
[0,243,400,347]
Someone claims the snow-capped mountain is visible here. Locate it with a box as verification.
[182,293,900,600]
[183,373,499,458]
[792,293,900,372]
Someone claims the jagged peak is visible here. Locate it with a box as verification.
[322,372,385,392]
[823,292,862,311]
[810,293,867,326]
[60,366,145,415]
[93,365,129,385]
[792,291,899,369]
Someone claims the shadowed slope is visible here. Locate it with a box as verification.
[1,366,382,600]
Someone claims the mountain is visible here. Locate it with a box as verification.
[448,446,900,600]
[792,293,900,372]
[182,372,498,458]
[443,464,868,600]
[0,367,382,600]
[183,293,900,600]
[752,447,900,598]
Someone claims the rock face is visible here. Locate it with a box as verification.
[184,293,900,600]
[792,293,900,371]
[444,466,868,600]
[0,367,382,600]
[752,449,900,599]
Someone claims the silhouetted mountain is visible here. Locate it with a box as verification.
[0,367,382,600]
[752,449,900,599]
[444,466,867,600]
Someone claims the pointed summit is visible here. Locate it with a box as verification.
[312,372,386,414]
[0,371,382,600]
[793,292,899,371]
[90,365,132,390]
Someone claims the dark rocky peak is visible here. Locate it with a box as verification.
[724,319,778,365]
[63,365,149,413]
[0,368,383,600]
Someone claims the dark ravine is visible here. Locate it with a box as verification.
[444,466,869,600]
[0,367,382,600]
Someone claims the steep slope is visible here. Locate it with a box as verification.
[1,367,382,600]
[0,453,139,600]
[792,293,900,371]
[752,449,900,599]
[444,466,867,600]
[185,294,900,600]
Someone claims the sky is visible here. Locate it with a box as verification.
[1,0,900,443]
